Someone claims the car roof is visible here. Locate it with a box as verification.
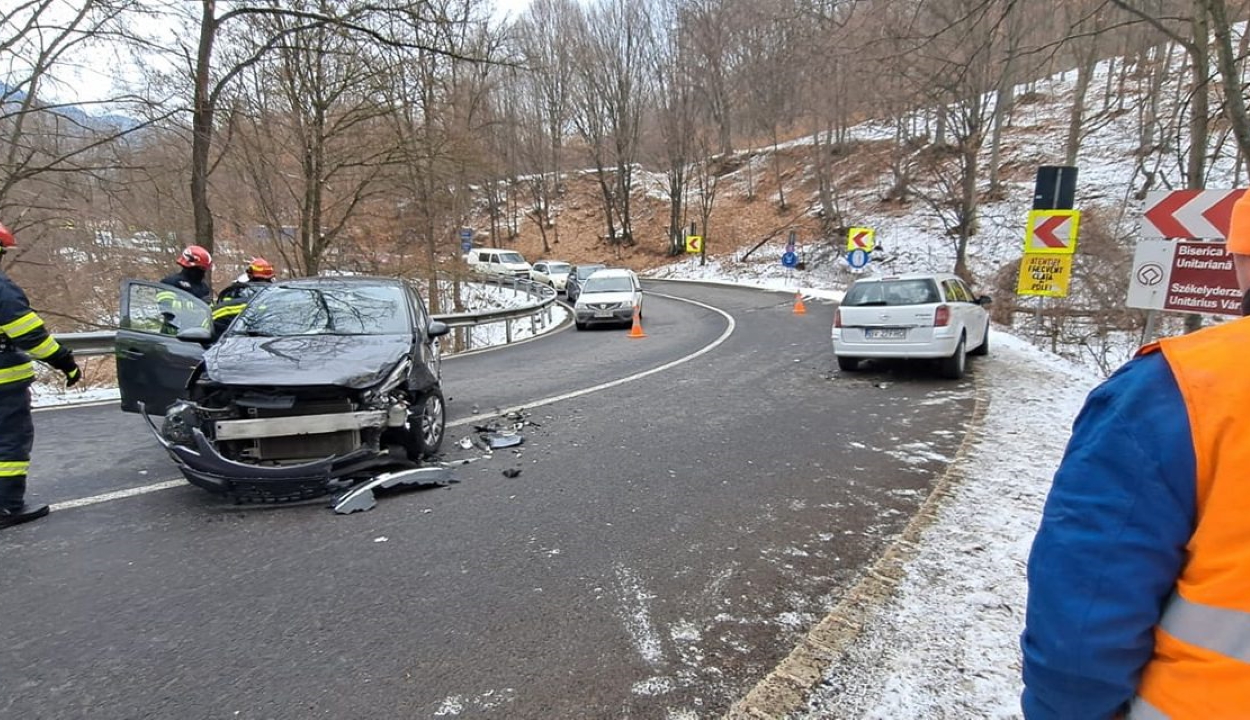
[275,275,407,290]
[586,268,633,278]
[850,272,958,285]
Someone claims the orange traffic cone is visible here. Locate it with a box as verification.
[793,292,807,315]
[627,306,647,338]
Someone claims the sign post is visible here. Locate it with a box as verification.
[460,227,474,254]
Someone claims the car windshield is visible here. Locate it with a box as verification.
[498,252,525,263]
[843,279,941,306]
[547,262,571,273]
[582,276,634,294]
[230,285,411,336]
[576,265,605,280]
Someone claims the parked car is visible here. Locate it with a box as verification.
[530,260,572,292]
[831,272,991,379]
[465,247,532,279]
[565,263,606,304]
[115,276,450,502]
[573,268,643,330]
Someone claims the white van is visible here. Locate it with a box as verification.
[465,248,532,279]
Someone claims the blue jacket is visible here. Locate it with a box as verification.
[1022,352,1196,718]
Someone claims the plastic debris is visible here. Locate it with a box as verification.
[333,466,455,514]
[502,468,521,478]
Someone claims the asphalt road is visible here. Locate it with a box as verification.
[3,281,979,719]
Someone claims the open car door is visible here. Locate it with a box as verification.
[116,280,211,414]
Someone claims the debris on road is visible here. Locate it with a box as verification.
[332,466,456,514]
[502,468,522,478]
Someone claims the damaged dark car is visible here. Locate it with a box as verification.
[115,276,450,502]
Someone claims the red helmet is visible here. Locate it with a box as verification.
[177,245,213,269]
[246,257,275,280]
[0,223,15,249]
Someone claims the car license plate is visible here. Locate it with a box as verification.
[594,310,613,318]
[866,328,906,339]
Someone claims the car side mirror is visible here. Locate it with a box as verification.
[976,295,993,306]
[176,327,213,344]
[427,320,450,338]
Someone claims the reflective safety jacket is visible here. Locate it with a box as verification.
[0,269,73,389]
[211,281,269,336]
[1023,316,1250,719]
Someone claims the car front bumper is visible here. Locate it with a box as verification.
[141,406,407,502]
[575,308,633,325]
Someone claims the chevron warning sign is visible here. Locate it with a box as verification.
[1024,209,1080,255]
[1140,189,1246,239]
[846,227,875,252]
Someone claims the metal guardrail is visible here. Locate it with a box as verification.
[56,274,560,357]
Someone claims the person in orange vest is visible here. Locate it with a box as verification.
[1022,191,1250,718]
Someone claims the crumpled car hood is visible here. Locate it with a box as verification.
[204,334,411,389]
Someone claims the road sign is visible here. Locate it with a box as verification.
[846,248,870,269]
[1024,209,1080,254]
[1140,189,1246,239]
[847,227,875,252]
[460,227,473,241]
[781,251,799,268]
[685,235,703,253]
[1016,254,1073,297]
[461,239,472,253]
[1126,239,1243,316]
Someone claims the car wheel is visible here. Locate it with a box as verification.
[405,388,446,458]
[837,356,860,372]
[969,324,990,356]
[575,321,586,331]
[939,336,967,379]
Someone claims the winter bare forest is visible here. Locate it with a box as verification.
[3,0,1249,372]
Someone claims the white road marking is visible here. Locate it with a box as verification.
[51,479,186,511]
[447,292,735,429]
[48,293,736,511]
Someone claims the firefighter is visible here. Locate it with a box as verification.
[211,257,275,336]
[0,222,80,528]
[159,245,213,302]
[157,245,213,335]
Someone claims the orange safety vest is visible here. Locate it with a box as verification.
[1129,317,1250,718]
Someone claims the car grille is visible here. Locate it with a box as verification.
[587,302,622,311]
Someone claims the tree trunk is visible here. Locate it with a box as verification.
[191,0,218,256]
[1065,58,1094,165]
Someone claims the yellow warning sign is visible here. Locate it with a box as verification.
[847,227,875,252]
[685,235,703,253]
[1024,209,1081,255]
[1016,254,1074,297]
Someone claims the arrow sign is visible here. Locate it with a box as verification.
[1024,209,1080,254]
[1141,189,1247,239]
[847,227,875,252]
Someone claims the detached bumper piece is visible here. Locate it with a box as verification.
[141,409,404,503]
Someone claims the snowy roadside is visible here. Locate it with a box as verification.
[791,331,1100,719]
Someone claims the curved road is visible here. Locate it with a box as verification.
[3,281,978,719]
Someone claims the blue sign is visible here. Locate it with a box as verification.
[847,248,870,269]
[461,239,473,253]
[785,230,797,254]
[781,251,799,268]
[459,228,474,242]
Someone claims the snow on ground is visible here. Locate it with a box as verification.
[794,331,1099,720]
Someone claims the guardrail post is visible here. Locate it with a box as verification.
[505,318,513,344]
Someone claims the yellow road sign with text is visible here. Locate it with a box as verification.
[1016,253,1073,297]
[686,235,703,253]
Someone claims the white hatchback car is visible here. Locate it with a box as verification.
[831,273,991,379]
[530,260,572,292]
[573,268,643,330]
